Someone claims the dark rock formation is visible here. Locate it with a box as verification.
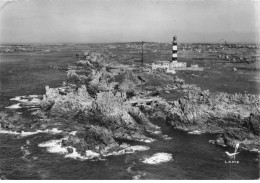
[6,51,158,154]
[163,90,260,151]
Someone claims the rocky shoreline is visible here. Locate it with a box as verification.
[1,50,259,159]
[164,91,259,151]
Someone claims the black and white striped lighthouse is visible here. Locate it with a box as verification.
[172,35,177,62]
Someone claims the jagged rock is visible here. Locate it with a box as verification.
[67,70,88,85]
[31,65,155,153]
[1,50,163,156]
[163,90,260,151]
[0,111,30,132]
[67,147,74,154]
[62,126,117,154]
[41,85,93,118]
[243,113,260,135]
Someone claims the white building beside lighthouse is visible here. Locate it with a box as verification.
[152,35,187,73]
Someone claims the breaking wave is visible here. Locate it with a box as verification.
[5,103,22,109]
[38,138,150,161]
[0,128,62,137]
[162,135,173,140]
[136,138,155,143]
[142,153,173,164]
[188,130,204,135]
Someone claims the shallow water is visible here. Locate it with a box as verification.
[0,45,259,179]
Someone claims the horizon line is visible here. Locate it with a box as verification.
[0,41,259,45]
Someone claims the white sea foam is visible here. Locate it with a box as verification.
[143,138,155,143]
[38,139,68,154]
[153,130,161,134]
[103,149,128,156]
[129,145,150,151]
[30,98,41,103]
[208,140,215,144]
[133,175,141,180]
[30,111,39,116]
[0,129,19,135]
[85,150,100,157]
[153,125,161,129]
[64,150,85,159]
[162,135,173,140]
[29,95,41,98]
[142,153,173,165]
[5,103,22,109]
[69,131,77,135]
[10,96,21,101]
[39,138,150,160]
[20,131,39,136]
[20,128,63,137]
[103,145,150,157]
[10,96,28,103]
[188,130,203,135]
[11,95,40,101]
[249,148,260,153]
[0,128,62,137]
[48,128,63,133]
[137,138,155,143]
[39,138,101,160]
[65,148,100,160]
[147,130,162,135]
[133,172,146,180]
[9,95,41,110]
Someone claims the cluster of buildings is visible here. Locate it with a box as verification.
[0,46,34,53]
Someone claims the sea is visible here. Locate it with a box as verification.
[0,44,259,180]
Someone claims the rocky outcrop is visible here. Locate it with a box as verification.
[164,90,260,151]
[212,114,260,151]
[0,111,25,132]
[27,50,160,154]
[67,70,88,85]
[1,50,163,156]
[62,125,118,155]
[41,85,157,154]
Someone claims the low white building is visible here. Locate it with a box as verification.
[152,60,186,72]
[152,61,177,74]
[152,61,170,70]
[170,61,187,68]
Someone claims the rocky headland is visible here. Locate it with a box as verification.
[1,50,259,159]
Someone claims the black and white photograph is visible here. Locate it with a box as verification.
[0,0,259,180]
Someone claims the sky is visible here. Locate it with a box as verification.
[0,0,259,43]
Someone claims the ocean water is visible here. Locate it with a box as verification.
[0,46,259,180]
[0,118,258,180]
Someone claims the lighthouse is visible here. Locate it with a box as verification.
[172,35,177,62]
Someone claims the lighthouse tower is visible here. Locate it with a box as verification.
[172,35,177,62]
[169,35,177,71]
